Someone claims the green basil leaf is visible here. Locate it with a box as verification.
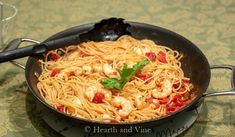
[101,78,123,90]
[101,59,149,90]
[132,59,149,71]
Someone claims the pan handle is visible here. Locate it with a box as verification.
[3,38,40,69]
[202,65,235,97]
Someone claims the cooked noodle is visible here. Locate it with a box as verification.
[37,36,194,123]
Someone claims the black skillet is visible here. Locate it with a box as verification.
[1,18,235,128]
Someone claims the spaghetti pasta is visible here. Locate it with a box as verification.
[37,36,194,123]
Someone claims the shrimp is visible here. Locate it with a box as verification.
[72,97,82,105]
[68,66,83,76]
[152,79,172,99]
[146,97,160,109]
[142,47,150,54]
[135,95,142,108]
[101,114,121,122]
[103,63,119,78]
[134,47,142,55]
[82,65,92,74]
[66,51,79,60]
[85,86,96,102]
[57,66,83,78]
[134,47,150,55]
[135,95,148,110]
[84,86,112,102]
[127,61,135,68]
[102,88,112,101]
[102,114,112,122]
[92,63,103,73]
[112,96,133,117]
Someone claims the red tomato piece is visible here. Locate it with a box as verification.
[116,105,123,110]
[67,71,75,77]
[146,97,153,104]
[172,96,183,107]
[145,52,156,61]
[50,54,60,61]
[156,82,162,87]
[112,71,118,75]
[184,98,193,105]
[178,87,186,93]
[111,120,118,123]
[130,77,136,81]
[136,73,153,81]
[50,68,60,77]
[172,95,181,101]
[182,92,190,98]
[56,105,64,112]
[157,51,167,63]
[154,103,160,109]
[183,79,190,83]
[166,106,176,112]
[146,97,160,109]
[159,97,170,104]
[92,92,105,103]
[173,82,180,89]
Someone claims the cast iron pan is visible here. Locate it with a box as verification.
[2,18,235,128]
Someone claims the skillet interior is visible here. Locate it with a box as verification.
[25,21,211,127]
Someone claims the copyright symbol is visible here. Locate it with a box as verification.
[84,126,91,133]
